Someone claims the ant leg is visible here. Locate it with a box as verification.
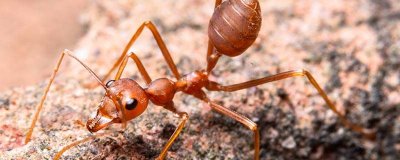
[25,49,108,144]
[54,132,110,160]
[56,108,186,160]
[195,94,260,160]
[114,52,152,84]
[206,0,223,73]
[157,104,189,160]
[206,69,375,139]
[101,21,181,84]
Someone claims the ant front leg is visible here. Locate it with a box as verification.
[114,51,152,84]
[100,21,181,85]
[25,49,108,144]
[53,132,111,160]
[158,103,189,160]
[206,69,376,139]
[111,51,153,128]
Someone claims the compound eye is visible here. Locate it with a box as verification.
[106,80,115,88]
[125,97,138,110]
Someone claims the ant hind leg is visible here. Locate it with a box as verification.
[206,69,376,139]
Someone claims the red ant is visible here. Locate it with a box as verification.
[24,0,375,159]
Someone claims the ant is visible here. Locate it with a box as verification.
[24,0,375,159]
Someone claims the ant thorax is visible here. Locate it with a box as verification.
[176,70,209,94]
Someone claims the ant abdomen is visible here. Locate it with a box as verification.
[208,0,262,57]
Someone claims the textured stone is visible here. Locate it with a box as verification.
[0,0,399,159]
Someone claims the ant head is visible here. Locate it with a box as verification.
[86,78,149,132]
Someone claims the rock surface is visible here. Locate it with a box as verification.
[1,0,399,159]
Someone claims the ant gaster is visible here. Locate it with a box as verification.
[25,0,375,159]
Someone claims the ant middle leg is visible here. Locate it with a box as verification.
[100,21,181,84]
[206,69,376,139]
[25,49,108,144]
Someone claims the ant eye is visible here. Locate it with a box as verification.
[106,80,115,87]
[125,98,138,110]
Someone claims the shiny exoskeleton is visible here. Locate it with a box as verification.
[209,0,261,57]
[25,0,375,160]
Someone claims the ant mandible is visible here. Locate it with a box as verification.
[24,0,375,159]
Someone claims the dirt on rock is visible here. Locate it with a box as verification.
[0,0,399,159]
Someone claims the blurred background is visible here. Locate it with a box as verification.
[0,0,88,91]
[0,0,399,159]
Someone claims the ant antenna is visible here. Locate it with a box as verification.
[65,51,109,91]
[25,49,110,144]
